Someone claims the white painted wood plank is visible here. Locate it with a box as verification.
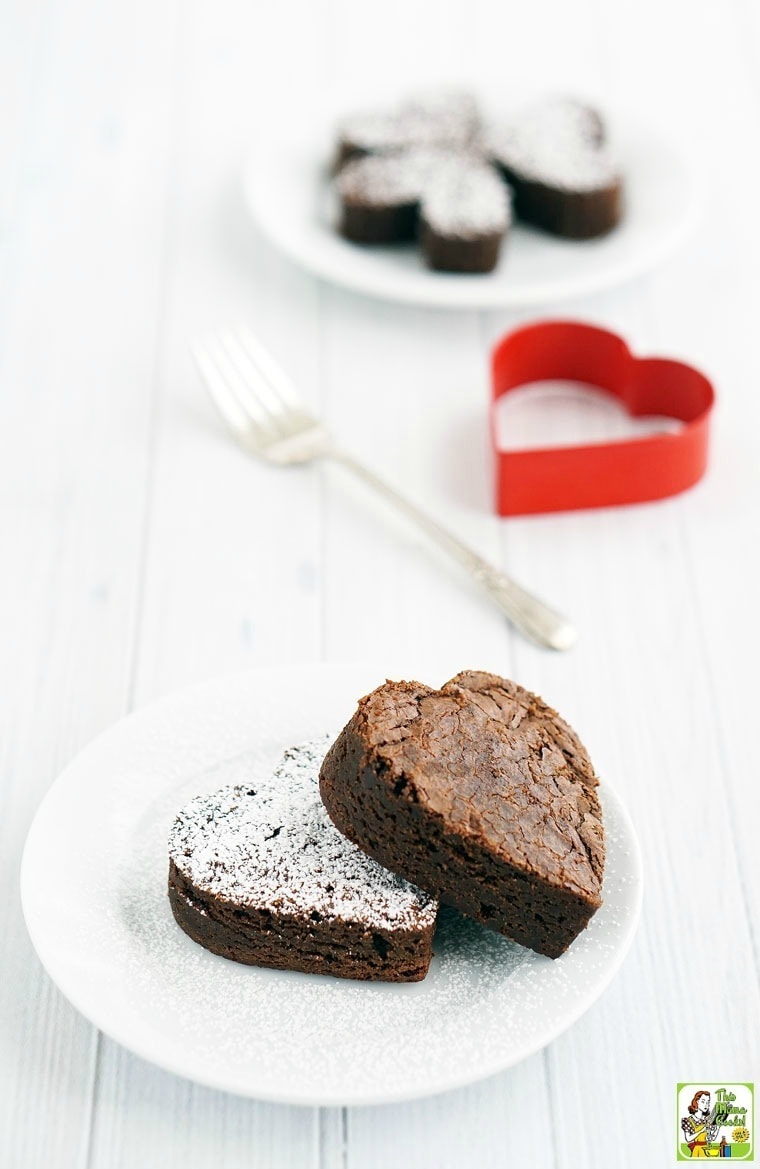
[0,0,48,299]
[0,0,180,1166]
[480,282,760,1167]
[2,1,758,1166]
[86,3,329,1166]
[129,1,327,705]
[319,290,513,676]
[318,1109,347,1169]
[481,303,760,1165]
[347,1056,552,1169]
[88,1039,318,1169]
[321,0,607,104]
[637,0,760,978]
[474,2,760,1164]
[328,1,604,1164]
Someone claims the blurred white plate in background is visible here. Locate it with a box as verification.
[243,116,699,309]
[21,664,642,1106]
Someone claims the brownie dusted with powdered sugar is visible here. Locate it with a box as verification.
[488,97,622,238]
[334,88,481,170]
[336,148,511,272]
[168,738,437,982]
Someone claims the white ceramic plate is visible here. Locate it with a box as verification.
[21,664,642,1106]
[243,118,699,309]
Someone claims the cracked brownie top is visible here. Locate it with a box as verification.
[350,671,604,902]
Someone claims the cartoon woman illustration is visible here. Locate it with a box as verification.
[681,1090,720,1158]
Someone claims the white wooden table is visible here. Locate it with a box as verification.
[2,2,758,1166]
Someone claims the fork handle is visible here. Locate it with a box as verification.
[327,448,576,651]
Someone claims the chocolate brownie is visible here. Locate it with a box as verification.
[419,155,511,272]
[336,151,434,245]
[319,673,604,958]
[488,97,622,239]
[335,88,481,170]
[336,149,511,272]
[168,738,437,982]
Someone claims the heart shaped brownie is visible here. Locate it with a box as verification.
[335,88,481,170]
[488,97,622,238]
[319,671,604,958]
[336,149,511,272]
[169,738,437,981]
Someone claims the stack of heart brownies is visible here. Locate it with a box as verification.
[168,671,605,981]
[332,90,624,273]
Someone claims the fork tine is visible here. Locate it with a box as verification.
[236,326,305,412]
[193,339,273,444]
[207,334,281,429]
[216,330,291,427]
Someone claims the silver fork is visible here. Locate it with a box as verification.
[193,327,576,650]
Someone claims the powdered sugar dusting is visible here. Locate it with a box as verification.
[336,150,442,207]
[337,148,510,238]
[126,778,636,1097]
[168,737,437,931]
[339,88,480,155]
[489,98,620,192]
[422,157,511,237]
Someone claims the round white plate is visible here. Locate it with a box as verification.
[21,664,642,1106]
[244,119,700,309]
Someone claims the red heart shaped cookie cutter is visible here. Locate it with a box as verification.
[491,321,715,516]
